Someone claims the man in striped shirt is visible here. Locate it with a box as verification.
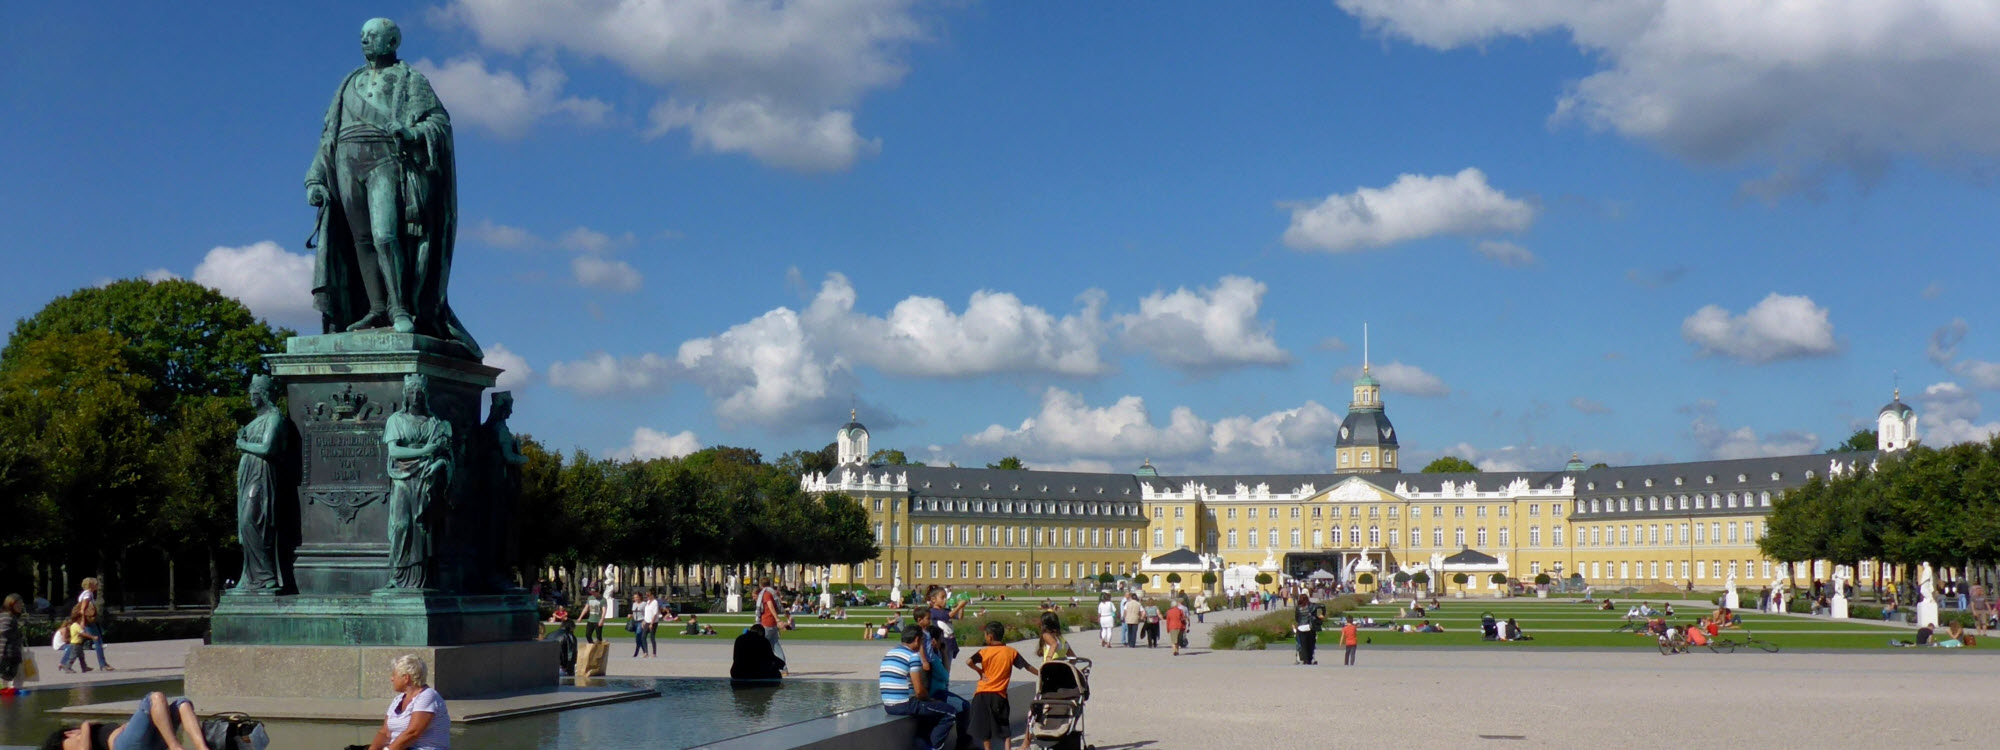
[881,624,959,750]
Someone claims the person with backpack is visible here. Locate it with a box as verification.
[1294,593,1326,665]
[758,579,788,676]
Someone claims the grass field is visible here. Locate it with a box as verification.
[1337,597,1932,650]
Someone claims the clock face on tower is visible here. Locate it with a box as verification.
[1340,426,1350,439]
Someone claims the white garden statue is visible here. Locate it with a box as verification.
[1915,563,1939,628]
[1829,566,1849,619]
[601,564,621,619]
[1723,570,1740,610]
[819,572,833,612]
[725,570,743,613]
[891,572,905,607]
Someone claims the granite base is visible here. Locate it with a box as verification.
[184,641,558,702]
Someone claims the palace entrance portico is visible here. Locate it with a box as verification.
[1284,549,1395,582]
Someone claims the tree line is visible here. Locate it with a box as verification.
[1760,437,2000,588]
[0,279,876,606]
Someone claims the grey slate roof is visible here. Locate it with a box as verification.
[1336,410,1398,448]
[1442,547,1501,565]
[1148,548,1204,565]
[1568,451,1876,521]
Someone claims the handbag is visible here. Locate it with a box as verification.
[624,617,639,633]
[19,655,38,682]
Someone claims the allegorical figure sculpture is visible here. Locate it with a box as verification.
[306,17,480,357]
[235,375,287,591]
[479,391,527,590]
[384,374,453,589]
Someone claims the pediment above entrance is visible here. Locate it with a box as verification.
[1319,476,1396,503]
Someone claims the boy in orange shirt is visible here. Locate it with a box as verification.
[1340,617,1360,665]
[965,620,1039,750]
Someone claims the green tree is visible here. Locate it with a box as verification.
[1166,572,1182,586]
[870,448,923,466]
[1422,456,1479,473]
[986,456,1028,470]
[1829,429,1878,453]
[1588,462,1610,469]
[774,442,837,478]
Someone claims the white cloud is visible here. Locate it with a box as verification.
[1681,293,1839,363]
[191,241,317,327]
[1335,362,1451,398]
[141,268,179,282]
[546,351,677,395]
[962,388,1341,474]
[441,0,925,171]
[1929,318,1968,365]
[1283,168,1535,252]
[483,343,533,390]
[676,307,852,426]
[572,256,643,293]
[648,99,879,173]
[1474,239,1538,267]
[1688,409,1819,460]
[1956,360,2000,391]
[1570,397,1611,415]
[468,219,539,250]
[558,226,635,254]
[1336,1,2000,187]
[414,56,610,138]
[1917,381,2000,446]
[619,427,704,461]
[1116,276,1289,370]
[1317,337,1349,352]
[801,273,1109,378]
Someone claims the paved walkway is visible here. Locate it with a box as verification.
[16,638,197,690]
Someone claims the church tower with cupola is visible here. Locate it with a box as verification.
[1334,328,1399,474]
[837,409,870,466]
[1877,388,1917,452]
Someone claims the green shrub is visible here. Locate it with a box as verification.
[1254,573,1273,586]
[1452,573,1469,585]
[1489,573,1508,585]
[1357,573,1374,585]
[1534,573,1552,586]
[1167,573,1182,585]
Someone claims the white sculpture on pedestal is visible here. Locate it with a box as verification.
[1829,566,1849,619]
[819,571,833,612]
[1915,563,1940,628]
[601,564,621,620]
[725,570,743,613]
[891,572,905,607]
[1768,585,1785,614]
[1723,570,1740,610]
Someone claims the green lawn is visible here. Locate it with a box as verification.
[1328,598,1929,650]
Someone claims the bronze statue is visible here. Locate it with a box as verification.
[305,17,480,357]
[234,375,287,591]
[384,374,453,589]
[480,391,527,590]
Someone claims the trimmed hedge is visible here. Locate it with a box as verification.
[1208,594,1367,650]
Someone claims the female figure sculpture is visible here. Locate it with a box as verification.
[384,374,453,589]
[235,375,287,590]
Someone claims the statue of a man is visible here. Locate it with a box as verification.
[383,374,453,589]
[480,391,527,590]
[234,375,287,591]
[305,18,480,357]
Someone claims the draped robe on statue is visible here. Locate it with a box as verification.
[385,410,452,589]
[235,409,286,590]
[305,60,481,357]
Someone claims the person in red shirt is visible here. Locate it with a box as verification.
[1340,617,1360,665]
[757,578,788,676]
[1164,598,1188,656]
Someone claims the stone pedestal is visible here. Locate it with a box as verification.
[1724,588,1740,610]
[1830,593,1848,619]
[185,641,558,701]
[211,589,539,646]
[1916,600,1940,628]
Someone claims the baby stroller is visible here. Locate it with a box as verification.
[1480,613,1499,641]
[1028,657,1093,750]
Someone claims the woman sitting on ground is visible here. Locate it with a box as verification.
[367,654,450,750]
[40,692,211,750]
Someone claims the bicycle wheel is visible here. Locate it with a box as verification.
[1751,638,1780,653]
[1658,639,1675,655]
[1710,639,1735,654]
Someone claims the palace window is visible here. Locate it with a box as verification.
[1269,507,1279,518]
[1454,528,1466,547]
[1711,523,1720,544]
[1312,506,1323,518]
[1476,528,1487,547]
[1313,529,1324,547]
[873,561,883,579]
[1529,504,1540,517]
[1369,506,1380,519]
[1270,528,1279,549]
[1433,528,1443,547]
[1248,529,1259,547]
[1175,507,1185,519]
[1618,527,1628,544]
[1388,506,1399,519]
[1410,528,1421,547]
[1176,528,1187,547]
[1290,507,1300,519]
[1498,527,1509,547]
[874,522,884,542]
[1367,526,1380,546]
[1529,526,1541,547]
[1227,508,1237,519]
[1649,561,1659,579]
[1228,529,1239,548]
[1476,506,1487,518]
[1552,527,1563,547]
[1694,524,1705,543]
[1498,506,1509,518]
[1590,527,1601,546]
[1290,529,1300,547]
[1454,506,1466,518]
[1362,451,1373,465]
[1727,523,1738,543]
[1248,508,1258,519]
[1153,507,1164,518]
[1648,525,1658,544]
[1349,527,1361,546]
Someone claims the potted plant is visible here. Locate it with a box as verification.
[1490,572,1509,598]
[1201,571,1218,593]
[1167,572,1182,591]
[1097,572,1114,588]
[1254,572,1274,592]
[1534,572,1552,598]
[1410,571,1430,594]
[1133,573,1151,590]
[1452,572,1470,597]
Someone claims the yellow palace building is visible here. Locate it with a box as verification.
[807,368,1915,595]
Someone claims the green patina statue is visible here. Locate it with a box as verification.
[479,391,527,590]
[234,375,287,591]
[306,17,480,358]
[384,374,453,589]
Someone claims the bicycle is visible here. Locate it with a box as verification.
[1656,633,1685,655]
[1613,617,1647,634]
[1716,632,1780,652]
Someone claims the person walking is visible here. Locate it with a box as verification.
[758,578,789,676]
[580,589,604,645]
[1293,593,1325,665]
[1120,593,1142,648]
[1164,597,1188,656]
[58,605,96,673]
[629,593,648,658]
[75,580,113,672]
[1,594,26,693]
[1340,617,1359,666]
[1095,595,1115,648]
[642,591,662,657]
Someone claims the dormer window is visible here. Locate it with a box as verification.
[1770,472,1780,481]
[1737,474,1747,482]
[1673,477,1683,486]
[1705,475,1714,484]
[1643,479,1653,488]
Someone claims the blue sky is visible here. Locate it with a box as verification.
[6,2,2000,474]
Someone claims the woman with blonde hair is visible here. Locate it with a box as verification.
[367,654,450,750]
